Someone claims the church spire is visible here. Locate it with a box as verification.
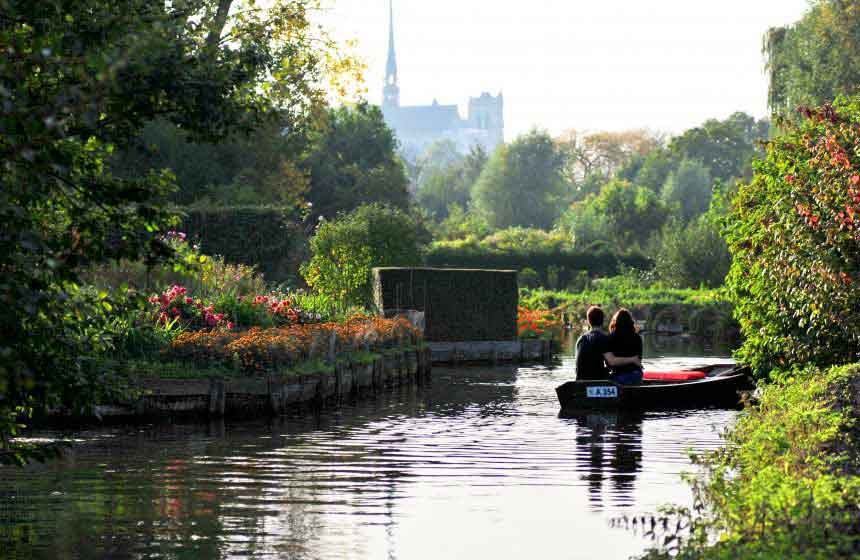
[386,0,397,80]
[383,0,400,110]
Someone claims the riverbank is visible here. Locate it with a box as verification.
[54,312,555,423]
[88,346,432,420]
[520,284,735,338]
[640,363,860,559]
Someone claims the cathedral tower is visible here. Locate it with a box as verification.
[382,0,400,112]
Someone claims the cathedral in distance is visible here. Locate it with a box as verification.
[381,1,504,159]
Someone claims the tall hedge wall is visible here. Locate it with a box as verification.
[424,245,651,288]
[373,267,518,342]
[181,207,306,283]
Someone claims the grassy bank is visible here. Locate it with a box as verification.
[519,275,735,337]
[641,364,860,559]
[519,275,726,310]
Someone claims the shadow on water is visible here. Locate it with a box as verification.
[0,359,735,560]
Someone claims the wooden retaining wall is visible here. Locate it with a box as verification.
[97,348,432,419]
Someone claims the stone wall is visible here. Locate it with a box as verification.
[372,267,518,342]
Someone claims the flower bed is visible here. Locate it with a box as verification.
[148,285,323,332]
[165,317,421,375]
[517,306,562,340]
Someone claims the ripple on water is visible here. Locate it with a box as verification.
[0,353,737,560]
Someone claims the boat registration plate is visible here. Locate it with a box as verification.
[586,386,618,399]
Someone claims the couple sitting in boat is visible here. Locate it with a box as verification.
[575,306,643,384]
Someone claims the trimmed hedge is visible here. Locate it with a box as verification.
[373,267,518,342]
[181,207,305,283]
[424,244,651,288]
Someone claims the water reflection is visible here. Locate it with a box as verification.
[0,360,735,560]
[562,410,644,510]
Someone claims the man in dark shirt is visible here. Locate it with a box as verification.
[575,306,642,380]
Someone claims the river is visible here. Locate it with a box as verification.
[0,335,738,560]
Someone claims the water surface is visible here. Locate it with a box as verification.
[0,338,737,560]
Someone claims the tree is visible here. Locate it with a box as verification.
[301,204,425,308]
[302,102,410,220]
[112,117,310,208]
[0,0,351,463]
[414,139,464,187]
[661,159,713,223]
[416,144,487,220]
[668,112,769,183]
[462,144,490,188]
[562,180,668,249]
[472,130,567,230]
[557,129,665,184]
[725,97,860,375]
[764,1,860,115]
[632,149,676,193]
[417,166,472,219]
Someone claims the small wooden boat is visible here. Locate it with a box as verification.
[555,364,753,411]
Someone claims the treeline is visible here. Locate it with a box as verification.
[112,102,411,222]
[411,114,768,290]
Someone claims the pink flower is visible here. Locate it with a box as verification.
[786,174,796,184]
[185,297,193,305]
[227,322,234,330]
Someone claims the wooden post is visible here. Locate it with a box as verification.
[208,379,226,417]
[328,330,337,365]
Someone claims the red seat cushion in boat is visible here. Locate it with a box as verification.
[643,370,706,381]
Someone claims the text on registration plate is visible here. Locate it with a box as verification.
[586,386,618,398]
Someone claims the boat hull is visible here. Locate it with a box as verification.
[555,366,753,411]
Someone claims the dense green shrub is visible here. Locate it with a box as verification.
[640,363,860,559]
[431,204,492,241]
[302,204,424,308]
[725,96,860,375]
[182,207,305,283]
[653,215,730,289]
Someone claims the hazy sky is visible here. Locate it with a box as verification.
[320,0,811,139]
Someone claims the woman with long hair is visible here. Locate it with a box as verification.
[607,308,643,385]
